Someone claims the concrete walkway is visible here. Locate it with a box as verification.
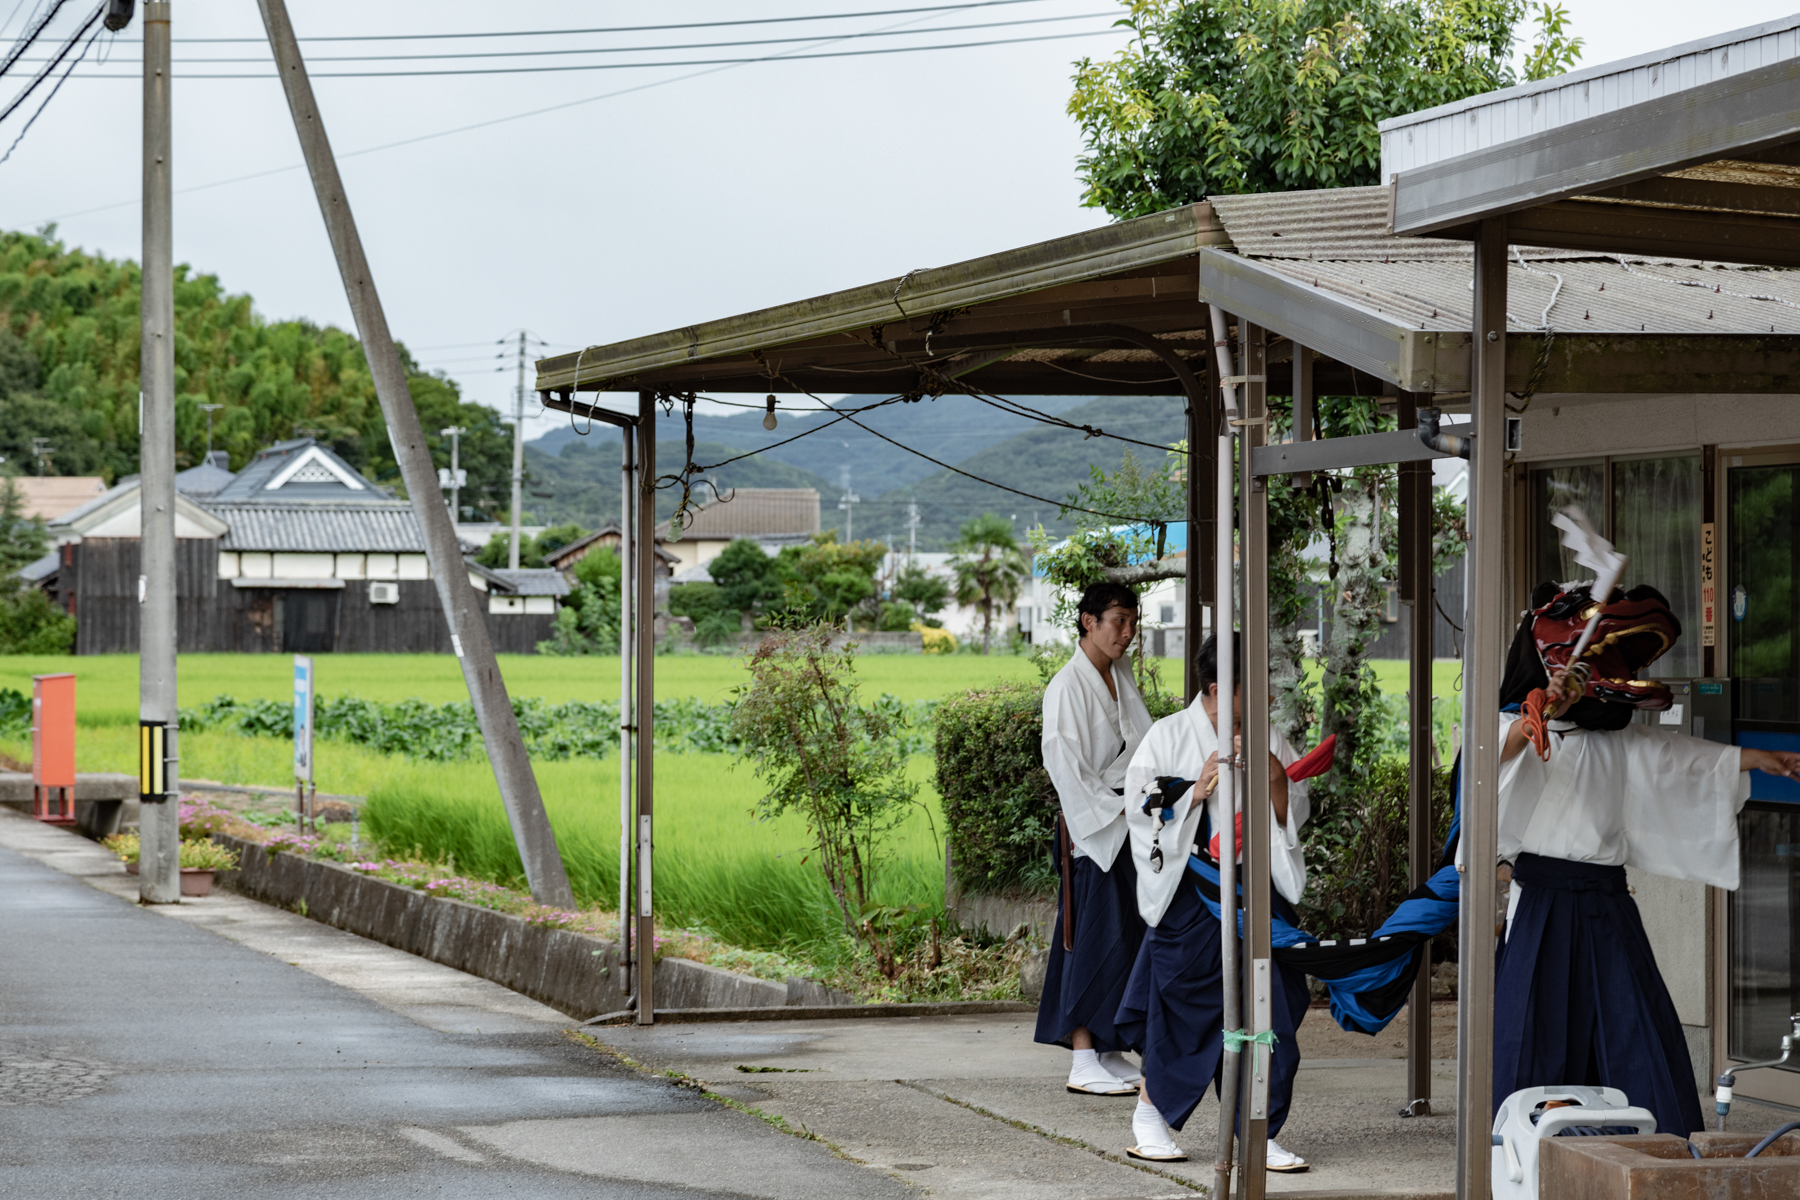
[7,808,1791,1199]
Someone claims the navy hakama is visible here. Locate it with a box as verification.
[1035,851,1146,1052]
[1114,878,1311,1133]
[1493,852,1705,1136]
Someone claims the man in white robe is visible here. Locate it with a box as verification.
[1114,633,1312,1172]
[1492,583,1800,1134]
[1036,582,1155,1095]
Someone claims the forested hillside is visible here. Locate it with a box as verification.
[0,229,509,512]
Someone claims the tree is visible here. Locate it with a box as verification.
[892,563,952,627]
[1068,0,1583,217]
[0,475,71,653]
[537,547,621,656]
[728,623,920,940]
[707,537,785,618]
[474,522,586,570]
[949,514,1029,652]
[0,475,48,576]
[773,532,888,627]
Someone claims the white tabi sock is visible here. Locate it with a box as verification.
[1132,1098,1178,1152]
[1072,1048,1100,1071]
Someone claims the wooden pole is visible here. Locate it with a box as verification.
[1458,217,1509,1200]
[635,391,657,1023]
[1239,323,1272,1200]
[137,0,179,905]
[1398,392,1434,1116]
[256,0,574,907]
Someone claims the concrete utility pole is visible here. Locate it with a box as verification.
[199,403,222,459]
[439,425,465,521]
[906,499,919,561]
[509,332,526,570]
[138,0,179,905]
[257,0,574,906]
[837,466,859,541]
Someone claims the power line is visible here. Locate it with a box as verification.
[30,10,1113,64]
[54,27,1122,78]
[87,1,1062,43]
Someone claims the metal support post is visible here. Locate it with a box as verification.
[1291,345,1314,491]
[510,332,526,570]
[619,424,635,982]
[1238,323,1272,1200]
[1186,332,1219,700]
[138,0,179,905]
[635,391,657,1023]
[256,0,575,907]
[1398,393,1434,1116]
[1457,217,1509,1200]
[1206,305,1241,1200]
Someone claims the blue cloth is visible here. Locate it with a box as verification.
[1035,851,1146,1052]
[1114,878,1311,1133]
[1493,852,1706,1137]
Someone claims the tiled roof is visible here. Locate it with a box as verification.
[210,504,426,553]
[208,438,390,504]
[488,568,570,597]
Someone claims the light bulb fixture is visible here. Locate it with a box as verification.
[763,394,778,431]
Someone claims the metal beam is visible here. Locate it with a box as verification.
[1457,217,1508,1200]
[1587,175,1800,219]
[635,391,657,1024]
[1398,393,1434,1118]
[1505,198,1800,269]
[1252,427,1467,476]
[258,0,575,908]
[1199,249,1432,390]
[1392,56,1800,239]
[1239,322,1273,1199]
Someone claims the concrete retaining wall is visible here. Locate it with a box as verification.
[217,834,845,1021]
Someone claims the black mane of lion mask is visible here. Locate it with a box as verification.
[1499,582,1681,731]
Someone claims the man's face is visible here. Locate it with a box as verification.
[1083,604,1138,661]
[1206,681,1244,725]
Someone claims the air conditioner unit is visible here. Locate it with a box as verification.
[368,581,399,605]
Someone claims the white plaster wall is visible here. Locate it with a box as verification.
[216,550,239,578]
[238,552,272,579]
[272,553,334,579]
[365,553,398,580]
[334,553,365,579]
[524,596,555,615]
[398,554,429,580]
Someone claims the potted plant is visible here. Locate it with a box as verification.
[178,838,240,897]
[103,832,140,875]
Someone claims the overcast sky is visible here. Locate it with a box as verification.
[2,0,1793,441]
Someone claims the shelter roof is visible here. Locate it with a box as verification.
[536,204,1229,404]
[1386,27,1800,265]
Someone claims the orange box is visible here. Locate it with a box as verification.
[32,673,75,822]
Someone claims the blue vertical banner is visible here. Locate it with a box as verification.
[293,654,314,787]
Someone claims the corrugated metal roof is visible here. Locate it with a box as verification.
[661,488,821,539]
[1248,253,1800,335]
[1208,188,1585,262]
[1378,16,1800,179]
[210,505,425,553]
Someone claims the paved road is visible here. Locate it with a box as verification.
[0,842,915,1200]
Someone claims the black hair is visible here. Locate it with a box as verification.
[1075,581,1139,639]
[1195,631,1244,694]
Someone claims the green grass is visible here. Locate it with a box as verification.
[361,754,946,954]
[0,652,1043,727]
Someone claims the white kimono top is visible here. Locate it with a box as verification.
[1496,712,1749,890]
[1124,699,1311,927]
[1041,649,1153,869]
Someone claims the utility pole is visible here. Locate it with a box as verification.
[837,466,859,542]
[257,0,574,906]
[510,331,526,569]
[199,403,222,459]
[906,498,920,562]
[439,425,465,522]
[138,0,179,905]
[31,438,51,476]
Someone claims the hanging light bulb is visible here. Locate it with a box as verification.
[763,394,778,431]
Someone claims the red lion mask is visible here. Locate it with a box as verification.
[1530,585,1680,711]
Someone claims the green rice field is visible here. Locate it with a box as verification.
[0,650,1463,952]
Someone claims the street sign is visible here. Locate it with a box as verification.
[293,655,313,784]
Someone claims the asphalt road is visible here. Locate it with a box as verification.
[0,843,915,1200]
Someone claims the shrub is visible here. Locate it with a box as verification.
[1297,758,1456,945]
[934,682,1058,895]
[0,585,74,653]
[179,838,241,871]
[916,625,956,655]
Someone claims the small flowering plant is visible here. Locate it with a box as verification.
[179,838,240,871]
[102,831,140,863]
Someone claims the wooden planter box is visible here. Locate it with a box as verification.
[1542,1132,1800,1197]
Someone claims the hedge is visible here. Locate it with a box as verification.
[934,682,1060,895]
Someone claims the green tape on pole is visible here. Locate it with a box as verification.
[1221,1028,1278,1051]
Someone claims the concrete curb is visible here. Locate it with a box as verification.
[582,1000,1037,1026]
[215,834,855,1021]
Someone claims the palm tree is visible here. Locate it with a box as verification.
[949,513,1028,653]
